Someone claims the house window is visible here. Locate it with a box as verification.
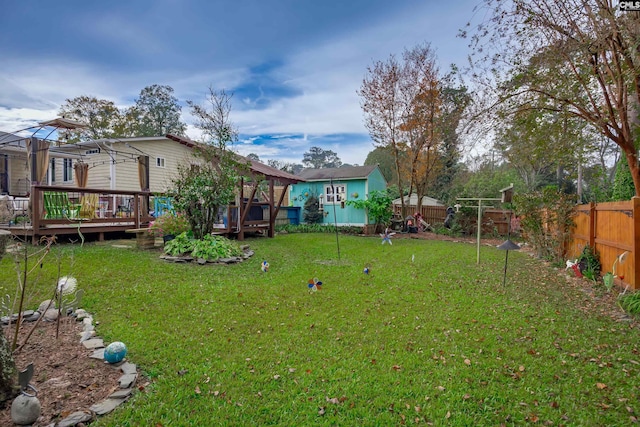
[63,159,73,182]
[50,158,56,183]
[156,157,166,168]
[324,184,346,203]
[85,148,100,155]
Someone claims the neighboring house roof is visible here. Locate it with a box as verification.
[393,194,443,206]
[296,165,379,181]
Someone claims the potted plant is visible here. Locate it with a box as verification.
[149,212,191,242]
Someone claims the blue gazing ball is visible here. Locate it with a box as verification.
[104,341,127,364]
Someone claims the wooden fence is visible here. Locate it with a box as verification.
[394,204,513,235]
[566,197,640,290]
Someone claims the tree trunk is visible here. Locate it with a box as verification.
[625,150,640,198]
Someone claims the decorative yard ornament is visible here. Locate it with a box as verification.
[56,276,79,339]
[104,341,128,364]
[308,278,323,292]
[57,276,78,296]
[497,239,520,286]
[261,261,270,273]
[380,228,395,245]
[11,363,41,425]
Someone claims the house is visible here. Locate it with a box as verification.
[392,194,444,210]
[48,134,198,193]
[0,131,305,242]
[0,131,82,196]
[290,165,387,226]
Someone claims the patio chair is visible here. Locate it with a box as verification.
[43,192,80,219]
[79,193,99,219]
[153,196,174,217]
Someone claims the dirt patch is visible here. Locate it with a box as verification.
[0,319,124,426]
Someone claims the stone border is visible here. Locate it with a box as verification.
[3,307,140,427]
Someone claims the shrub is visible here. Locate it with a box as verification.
[149,212,191,237]
[513,187,576,263]
[303,195,323,224]
[576,245,601,281]
[619,292,640,316]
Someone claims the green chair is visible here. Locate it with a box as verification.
[43,192,80,219]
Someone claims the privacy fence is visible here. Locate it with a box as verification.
[395,204,513,235]
[567,197,640,290]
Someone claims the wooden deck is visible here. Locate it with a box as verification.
[0,185,154,243]
[0,186,282,244]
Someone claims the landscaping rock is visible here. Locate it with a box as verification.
[120,362,137,375]
[119,373,137,389]
[11,394,41,425]
[38,300,55,313]
[90,398,125,415]
[82,338,104,350]
[42,309,59,322]
[89,349,105,360]
[57,410,93,427]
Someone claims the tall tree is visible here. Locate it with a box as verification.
[364,146,396,185]
[187,87,237,148]
[494,109,583,191]
[359,43,447,214]
[400,44,442,212]
[302,146,342,169]
[266,159,304,175]
[430,84,471,203]
[130,84,187,137]
[58,96,123,142]
[466,0,640,196]
[359,53,407,214]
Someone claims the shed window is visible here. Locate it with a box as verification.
[324,184,346,203]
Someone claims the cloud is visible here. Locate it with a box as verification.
[0,0,477,166]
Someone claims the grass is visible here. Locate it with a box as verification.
[1,233,639,426]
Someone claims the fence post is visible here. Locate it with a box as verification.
[588,202,595,249]
[632,197,640,290]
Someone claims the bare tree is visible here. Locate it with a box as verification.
[359,43,444,215]
[187,87,238,149]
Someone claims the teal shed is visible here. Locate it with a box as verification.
[290,165,387,226]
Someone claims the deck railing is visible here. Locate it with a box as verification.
[1,185,156,242]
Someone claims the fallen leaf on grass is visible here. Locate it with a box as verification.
[596,383,607,390]
[318,407,326,416]
[195,386,201,394]
[464,359,471,365]
[392,365,402,371]
[445,411,451,419]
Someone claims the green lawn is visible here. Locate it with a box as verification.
[1,234,639,426]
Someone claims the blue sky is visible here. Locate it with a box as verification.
[0,0,479,165]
